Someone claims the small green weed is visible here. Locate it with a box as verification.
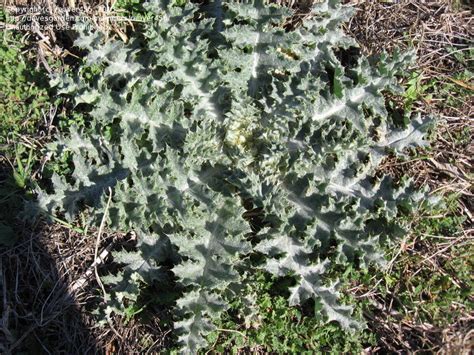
[112,0,152,22]
[403,71,434,112]
[11,144,35,191]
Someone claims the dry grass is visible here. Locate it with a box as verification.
[344,1,473,353]
[349,218,473,353]
[346,1,473,218]
[1,0,134,68]
[0,220,172,353]
[0,222,101,353]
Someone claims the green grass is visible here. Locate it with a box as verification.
[206,271,374,353]
[0,33,45,245]
[369,194,471,345]
[0,31,85,245]
[395,196,471,325]
[432,69,473,112]
[0,37,50,146]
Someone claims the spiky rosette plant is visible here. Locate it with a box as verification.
[40,0,433,351]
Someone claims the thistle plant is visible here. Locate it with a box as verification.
[40,0,433,351]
